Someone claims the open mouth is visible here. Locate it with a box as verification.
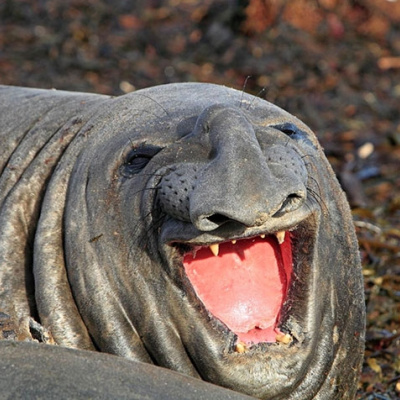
[160,207,316,357]
[180,231,294,350]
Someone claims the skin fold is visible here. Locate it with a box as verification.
[0,83,365,399]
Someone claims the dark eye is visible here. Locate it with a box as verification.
[273,123,300,137]
[120,144,162,177]
[127,153,152,168]
[272,122,316,149]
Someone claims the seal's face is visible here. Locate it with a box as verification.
[65,84,364,399]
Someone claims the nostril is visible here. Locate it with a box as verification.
[194,212,239,231]
[207,213,231,226]
[275,193,305,216]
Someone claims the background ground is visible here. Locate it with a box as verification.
[1,0,399,398]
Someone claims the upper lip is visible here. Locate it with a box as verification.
[160,202,316,246]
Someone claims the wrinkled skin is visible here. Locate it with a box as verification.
[0,83,365,399]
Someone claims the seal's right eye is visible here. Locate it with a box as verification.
[120,144,162,177]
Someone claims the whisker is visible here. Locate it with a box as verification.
[137,213,166,251]
[135,93,170,117]
[307,186,328,215]
[301,153,319,163]
[247,86,268,110]
[240,76,251,109]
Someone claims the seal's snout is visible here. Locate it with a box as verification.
[159,104,308,232]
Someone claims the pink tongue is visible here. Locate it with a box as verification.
[183,236,292,344]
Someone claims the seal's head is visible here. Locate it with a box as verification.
[45,83,364,399]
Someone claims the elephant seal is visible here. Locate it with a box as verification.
[0,340,253,400]
[0,83,365,399]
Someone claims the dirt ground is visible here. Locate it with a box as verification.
[1,0,399,398]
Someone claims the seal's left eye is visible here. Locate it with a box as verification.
[271,122,316,149]
[121,145,162,177]
[273,123,300,137]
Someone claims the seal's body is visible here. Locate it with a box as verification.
[0,84,365,399]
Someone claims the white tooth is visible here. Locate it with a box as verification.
[235,342,247,353]
[275,231,285,244]
[260,234,265,239]
[275,333,292,344]
[231,240,237,244]
[209,243,219,257]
